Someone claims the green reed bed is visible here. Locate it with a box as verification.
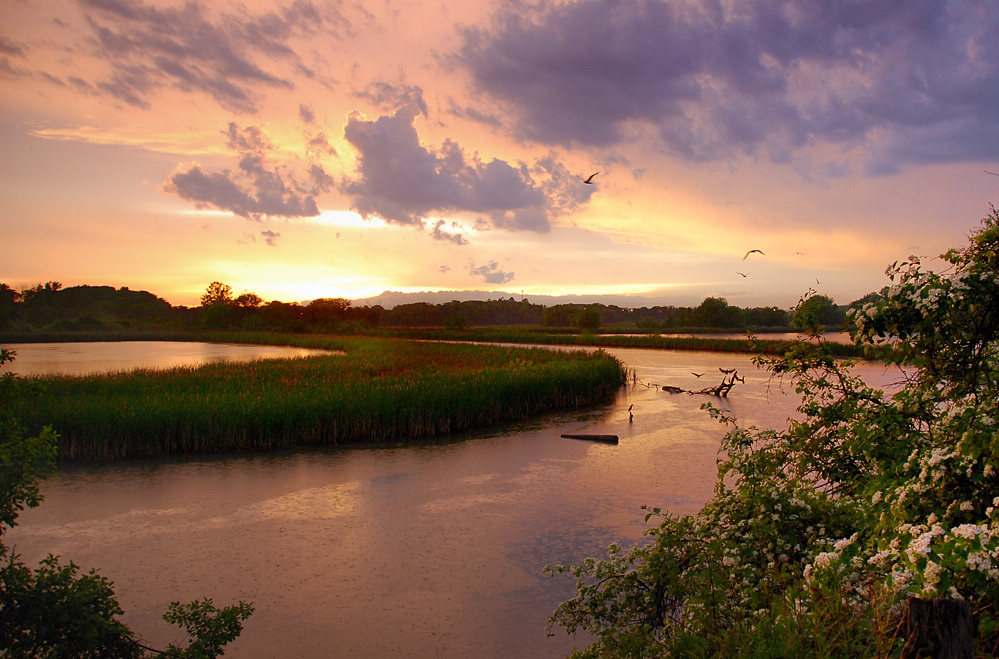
[13,337,625,462]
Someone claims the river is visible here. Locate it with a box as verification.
[3,342,905,657]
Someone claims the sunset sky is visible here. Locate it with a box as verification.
[2,0,998,308]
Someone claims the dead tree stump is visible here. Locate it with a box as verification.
[903,597,974,659]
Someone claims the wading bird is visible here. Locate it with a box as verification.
[743,249,765,260]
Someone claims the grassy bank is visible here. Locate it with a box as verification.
[11,337,626,462]
[372,327,886,359]
[2,327,878,358]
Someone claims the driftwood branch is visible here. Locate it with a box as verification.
[660,372,745,397]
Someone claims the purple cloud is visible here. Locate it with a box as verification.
[299,103,315,124]
[458,0,999,171]
[163,123,333,219]
[468,261,515,285]
[342,103,593,236]
[72,0,338,112]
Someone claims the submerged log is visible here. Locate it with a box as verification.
[561,434,619,445]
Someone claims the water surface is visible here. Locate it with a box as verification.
[2,341,332,376]
[5,344,905,657]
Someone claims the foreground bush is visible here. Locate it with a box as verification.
[548,207,999,657]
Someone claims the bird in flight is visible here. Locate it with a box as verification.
[719,367,736,374]
[743,249,765,260]
[691,372,704,377]
[736,272,748,278]
[581,172,599,184]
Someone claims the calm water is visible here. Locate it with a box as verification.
[2,341,333,376]
[4,343,905,657]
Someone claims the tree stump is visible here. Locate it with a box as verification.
[903,597,974,659]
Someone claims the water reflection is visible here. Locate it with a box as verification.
[1,341,333,376]
[4,345,906,657]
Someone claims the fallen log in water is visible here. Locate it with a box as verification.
[561,433,619,445]
[659,372,745,397]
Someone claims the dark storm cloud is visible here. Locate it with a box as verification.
[342,103,593,236]
[163,123,334,220]
[458,0,999,171]
[76,0,338,112]
[468,261,515,285]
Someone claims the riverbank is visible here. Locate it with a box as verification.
[10,336,626,462]
[1,326,883,359]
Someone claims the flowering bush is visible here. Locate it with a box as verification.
[548,207,999,657]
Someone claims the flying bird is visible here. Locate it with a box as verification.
[719,367,736,374]
[736,272,748,278]
[691,372,704,377]
[743,249,765,260]
[581,171,599,184]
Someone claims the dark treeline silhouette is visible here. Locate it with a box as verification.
[0,281,858,334]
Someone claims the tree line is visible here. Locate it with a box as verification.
[0,280,860,333]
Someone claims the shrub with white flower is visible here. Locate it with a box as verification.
[548,206,999,657]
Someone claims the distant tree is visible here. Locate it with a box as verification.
[695,296,740,328]
[444,313,468,330]
[543,305,580,327]
[792,293,845,331]
[21,282,62,304]
[0,284,22,306]
[303,298,351,329]
[200,282,234,308]
[0,284,21,328]
[577,305,601,330]
[259,301,304,331]
[743,306,791,328]
[233,292,263,308]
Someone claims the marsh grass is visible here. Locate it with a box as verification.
[12,337,625,461]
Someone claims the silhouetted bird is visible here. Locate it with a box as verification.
[736,272,748,277]
[581,172,599,184]
[719,367,736,374]
[691,372,704,377]
[743,249,765,260]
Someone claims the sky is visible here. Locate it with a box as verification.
[2,0,998,309]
